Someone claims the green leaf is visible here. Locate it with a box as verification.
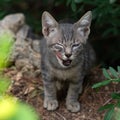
[103,68,111,79]
[104,108,114,120]
[111,93,120,99]
[92,80,111,89]
[109,67,119,78]
[98,104,114,112]
[66,0,72,6]
[117,66,120,74]
[0,31,14,68]
[0,77,11,94]
[102,28,114,37]
[109,0,117,4]
[113,107,120,120]
[14,102,39,120]
[0,11,6,19]
[71,1,77,12]
[117,100,120,108]
[74,0,83,3]
[112,79,120,82]
[55,0,64,6]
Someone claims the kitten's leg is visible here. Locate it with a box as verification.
[66,80,83,112]
[43,79,58,111]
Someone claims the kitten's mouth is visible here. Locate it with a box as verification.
[55,52,72,67]
[62,59,72,66]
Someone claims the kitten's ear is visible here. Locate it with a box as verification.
[74,11,92,40]
[42,11,58,37]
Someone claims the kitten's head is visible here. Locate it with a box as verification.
[42,11,92,68]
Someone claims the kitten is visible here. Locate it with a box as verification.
[40,11,95,112]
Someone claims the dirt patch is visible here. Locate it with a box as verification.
[4,66,120,120]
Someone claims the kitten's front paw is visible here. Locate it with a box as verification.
[66,101,80,112]
[44,99,58,111]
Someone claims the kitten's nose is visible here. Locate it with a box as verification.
[65,53,72,58]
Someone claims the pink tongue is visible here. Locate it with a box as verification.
[56,52,62,60]
[56,52,72,66]
[63,60,72,66]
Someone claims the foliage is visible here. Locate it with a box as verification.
[0,0,120,37]
[0,31,14,69]
[0,0,120,66]
[14,102,39,120]
[52,0,120,38]
[0,76,39,120]
[92,66,120,88]
[0,96,39,120]
[0,1,119,119]
[0,31,39,120]
[0,76,11,95]
[113,108,120,120]
[55,0,120,65]
[92,66,120,120]
[0,96,17,119]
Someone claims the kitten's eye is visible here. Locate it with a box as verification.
[49,27,55,32]
[72,43,81,51]
[53,44,64,52]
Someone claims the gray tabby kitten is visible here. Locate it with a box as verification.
[40,11,95,112]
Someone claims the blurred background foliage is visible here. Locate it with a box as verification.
[0,0,120,68]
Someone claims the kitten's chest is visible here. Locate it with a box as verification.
[50,66,82,81]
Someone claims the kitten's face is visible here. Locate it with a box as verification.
[48,24,84,67]
[42,11,92,68]
[51,40,83,67]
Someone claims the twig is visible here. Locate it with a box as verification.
[55,111,67,120]
[103,98,112,106]
[103,91,120,106]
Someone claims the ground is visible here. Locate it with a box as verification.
[4,66,120,120]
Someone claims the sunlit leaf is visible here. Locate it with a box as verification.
[0,96,17,120]
[15,102,39,120]
[0,76,11,94]
[0,97,39,120]
[0,31,14,68]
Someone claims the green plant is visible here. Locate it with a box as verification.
[0,31,39,120]
[54,0,120,64]
[55,0,120,37]
[0,76,11,95]
[0,95,39,120]
[92,66,120,120]
[1,0,120,38]
[0,31,14,69]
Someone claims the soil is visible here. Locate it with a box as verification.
[3,66,120,120]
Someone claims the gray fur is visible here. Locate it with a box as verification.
[40,11,95,112]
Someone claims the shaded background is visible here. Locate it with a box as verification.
[0,0,120,68]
